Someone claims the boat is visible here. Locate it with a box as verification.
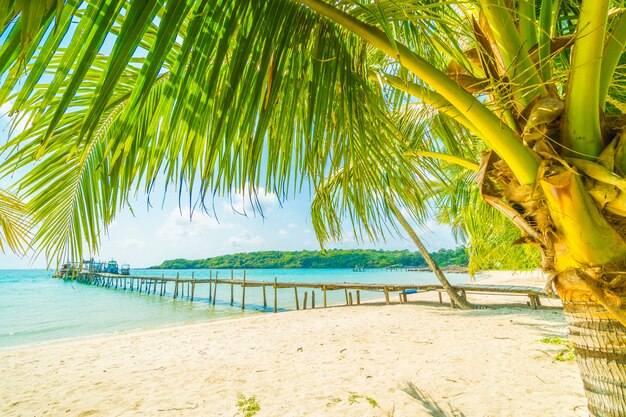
[52,263,76,278]
[120,264,131,275]
[83,258,104,273]
[105,260,119,274]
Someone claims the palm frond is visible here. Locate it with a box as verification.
[0,188,31,255]
[1,0,412,263]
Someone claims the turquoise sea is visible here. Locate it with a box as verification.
[0,268,471,349]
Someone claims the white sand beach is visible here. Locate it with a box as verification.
[0,271,587,417]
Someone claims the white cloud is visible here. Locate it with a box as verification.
[278,229,288,237]
[286,222,297,228]
[224,185,279,214]
[117,237,144,249]
[228,230,264,248]
[341,232,356,244]
[156,207,233,242]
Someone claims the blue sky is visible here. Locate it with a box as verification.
[0,167,458,269]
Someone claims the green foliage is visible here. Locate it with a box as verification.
[347,392,380,409]
[539,337,576,362]
[0,189,30,255]
[151,248,469,269]
[236,394,260,417]
[539,337,567,345]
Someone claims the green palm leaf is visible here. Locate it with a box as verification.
[0,188,30,255]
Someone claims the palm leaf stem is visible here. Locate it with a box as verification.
[538,0,554,82]
[479,0,547,107]
[297,0,540,185]
[600,8,626,110]
[519,0,538,50]
[409,151,479,172]
[564,0,608,158]
[377,73,478,134]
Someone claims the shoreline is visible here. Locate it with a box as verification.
[0,269,557,352]
[1,269,553,352]
[0,270,587,417]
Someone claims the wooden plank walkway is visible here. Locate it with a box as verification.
[62,271,549,311]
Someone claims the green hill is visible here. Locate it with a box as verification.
[150,248,468,269]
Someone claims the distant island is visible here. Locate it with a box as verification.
[149,248,469,270]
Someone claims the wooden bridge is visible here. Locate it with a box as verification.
[61,271,549,311]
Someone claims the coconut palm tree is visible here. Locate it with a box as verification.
[2,1,626,415]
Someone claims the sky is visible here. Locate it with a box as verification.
[0,16,460,270]
[0,173,459,269]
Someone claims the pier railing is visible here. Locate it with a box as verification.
[59,271,549,311]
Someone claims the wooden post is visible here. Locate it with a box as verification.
[174,273,180,298]
[139,278,143,293]
[323,286,327,308]
[212,271,218,306]
[348,292,353,306]
[356,290,361,305]
[344,289,349,305]
[303,291,308,310]
[153,279,157,294]
[160,274,165,296]
[230,269,234,305]
[398,292,403,303]
[384,287,390,305]
[209,270,212,301]
[130,277,134,291]
[241,270,246,310]
[403,290,407,303]
[191,272,196,301]
[312,291,315,309]
[263,286,267,308]
[438,291,443,303]
[273,278,278,313]
[294,288,300,310]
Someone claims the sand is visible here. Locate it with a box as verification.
[0,271,588,417]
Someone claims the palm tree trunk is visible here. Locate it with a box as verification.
[390,205,473,310]
[555,271,626,417]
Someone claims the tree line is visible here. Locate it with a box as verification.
[150,248,469,270]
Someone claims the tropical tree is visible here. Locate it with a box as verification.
[2,1,626,415]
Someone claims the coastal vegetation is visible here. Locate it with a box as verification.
[2,1,626,414]
[151,248,469,270]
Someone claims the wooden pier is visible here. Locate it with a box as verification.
[61,271,549,311]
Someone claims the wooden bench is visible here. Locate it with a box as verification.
[438,284,546,309]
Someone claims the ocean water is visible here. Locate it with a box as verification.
[0,268,471,349]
